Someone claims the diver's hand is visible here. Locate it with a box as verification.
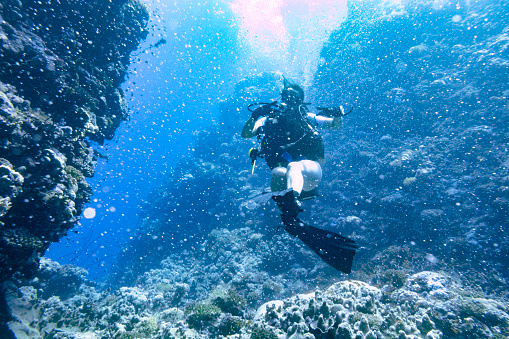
[316,106,353,117]
[251,101,278,120]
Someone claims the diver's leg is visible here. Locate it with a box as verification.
[286,160,322,194]
[272,165,302,217]
[286,161,305,194]
[300,160,323,192]
[270,167,287,192]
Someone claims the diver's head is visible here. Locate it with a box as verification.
[281,85,304,106]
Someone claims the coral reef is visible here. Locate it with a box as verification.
[314,0,509,289]
[0,158,23,218]
[0,0,148,282]
[254,271,509,338]
[4,259,508,338]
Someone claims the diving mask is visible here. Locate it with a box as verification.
[281,87,303,105]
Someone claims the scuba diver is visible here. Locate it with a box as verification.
[241,78,358,274]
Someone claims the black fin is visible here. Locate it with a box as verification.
[273,190,302,218]
[248,188,293,205]
[281,214,357,274]
[298,187,320,201]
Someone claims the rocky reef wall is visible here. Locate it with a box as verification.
[314,0,509,288]
[0,0,148,282]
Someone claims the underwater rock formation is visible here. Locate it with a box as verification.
[315,0,509,288]
[0,0,148,282]
[5,258,508,338]
[253,271,509,338]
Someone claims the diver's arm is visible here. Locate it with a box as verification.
[242,117,257,138]
[242,117,265,138]
[313,105,350,129]
[242,104,272,138]
[308,113,342,129]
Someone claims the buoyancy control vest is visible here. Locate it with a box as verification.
[260,106,324,169]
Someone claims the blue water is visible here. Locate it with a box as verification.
[46,0,347,280]
[46,43,195,279]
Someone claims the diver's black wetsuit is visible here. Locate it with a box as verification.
[260,112,324,169]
